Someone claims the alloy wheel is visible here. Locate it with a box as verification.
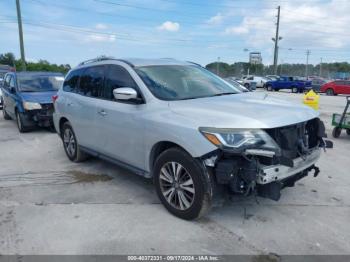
[326,89,334,96]
[159,162,195,211]
[63,128,76,158]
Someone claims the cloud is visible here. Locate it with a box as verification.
[86,34,116,43]
[157,21,180,32]
[224,25,249,35]
[222,0,350,50]
[95,23,108,30]
[207,13,224,25]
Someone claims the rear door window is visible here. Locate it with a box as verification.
[79,66,105,98]
[102,65,138,100]
[63,69,82,92]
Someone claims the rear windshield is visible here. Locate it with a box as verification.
[17,74,64,92]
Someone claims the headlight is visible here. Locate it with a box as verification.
[23,102,42,110]
[199,127,280,154]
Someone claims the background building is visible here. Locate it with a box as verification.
[249,52,263,64]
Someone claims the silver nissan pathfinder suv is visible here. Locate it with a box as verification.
[53,58,332,220]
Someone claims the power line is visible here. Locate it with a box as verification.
[93,0,219,19]
[22,0,277,29]
[0,20,257,49]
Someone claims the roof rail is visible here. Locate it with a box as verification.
[78,56,115,66]
[186,61,203,67]
[77,56,135,68]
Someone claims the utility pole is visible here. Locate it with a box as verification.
[305,50,310,80]
[16,0,26,71]
[319,57,323,77]
[273,6,281,75]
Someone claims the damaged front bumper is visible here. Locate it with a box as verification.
[22,104,54,128]
[201,118,332,201]
[205,148,322,201]
[258,148,320,185]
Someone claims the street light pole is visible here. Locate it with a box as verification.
[305,50,310,80]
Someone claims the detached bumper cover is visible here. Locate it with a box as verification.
[258,148,321,184]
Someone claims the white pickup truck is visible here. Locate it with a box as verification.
[241,75,271,88]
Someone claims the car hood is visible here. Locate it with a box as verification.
[168,92,319,129]
[19,91,57,104]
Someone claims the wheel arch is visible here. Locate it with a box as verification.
[149,141,192,175]
[58,117,69,136]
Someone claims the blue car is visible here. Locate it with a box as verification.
[1,71,64,132]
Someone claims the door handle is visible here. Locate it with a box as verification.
[67,102,73,106]
[98,110,107,116]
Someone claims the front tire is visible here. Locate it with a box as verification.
[16,111,28,133]
[292,87,298,93]
[153,148,212,220]
[266,85,273,91]
[346,129,350,136]
[61,122,88,162]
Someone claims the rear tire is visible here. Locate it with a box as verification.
[61,122,88,162]
[266,85,273,91]
[332,127,341,138]
[346,129,350,136]
[153,147,212,220]
[292,87,298,93]
[326,89,335,96]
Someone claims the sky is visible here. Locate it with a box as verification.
[1,0,350,67]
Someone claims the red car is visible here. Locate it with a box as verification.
[320,80,350,95]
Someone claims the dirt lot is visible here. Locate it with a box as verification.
[0,91,349,255]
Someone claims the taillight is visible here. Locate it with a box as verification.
[52,95,58,103]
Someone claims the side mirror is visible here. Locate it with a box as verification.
[113,87,139,102]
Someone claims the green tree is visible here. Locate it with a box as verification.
[0,53,71,74]
[0,52,16,66]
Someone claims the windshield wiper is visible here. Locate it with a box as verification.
[211,92,237,97]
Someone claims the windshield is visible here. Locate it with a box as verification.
[136,65,241,101]
[17,74,64,92]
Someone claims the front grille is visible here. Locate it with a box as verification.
[265,118,319,159]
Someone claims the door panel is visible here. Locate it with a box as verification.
[62,66,104,149]
[4,76,17,117]
[65,93,98,149]
[95,64,145,169]
[344,81,350,94]
[96,100,145,169]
